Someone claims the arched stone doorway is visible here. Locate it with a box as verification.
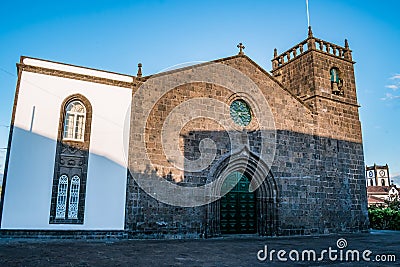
[205,148,278,237]
[220,171,256,234]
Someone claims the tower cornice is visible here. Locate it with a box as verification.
[272,35,354,72]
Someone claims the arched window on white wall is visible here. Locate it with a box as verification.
[55,175,68,218]
[63,101,86,141]
[68,175,80,219]
[50,94,91,224]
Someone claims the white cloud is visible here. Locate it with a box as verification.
[385,84,399,90]
[381,93,400,101]
[384,74,400,92]
[390,74,400,80]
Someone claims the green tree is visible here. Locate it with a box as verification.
[368,199,400,230]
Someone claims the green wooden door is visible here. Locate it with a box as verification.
[220,172,256,234]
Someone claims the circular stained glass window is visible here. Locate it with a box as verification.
[230,100,252,126]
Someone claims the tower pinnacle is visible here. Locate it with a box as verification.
[137,63,142,77]
[308,26,313,38]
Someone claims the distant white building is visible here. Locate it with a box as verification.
[366,164,399,206]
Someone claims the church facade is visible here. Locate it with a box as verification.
[366,164,399,206]
[0,28,369,238]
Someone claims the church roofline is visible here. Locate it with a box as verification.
[367,195,386,203]
[366,164,390,171]
[20,55,135,78]
[16,53,316,114]
[367,186,391,193]
[17,56,137,88]
[140,54,243,79]
[142,54,315,114]
[238,55,316,114]
[20,56,135,82]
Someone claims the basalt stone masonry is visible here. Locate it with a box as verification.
[124,27,368,238]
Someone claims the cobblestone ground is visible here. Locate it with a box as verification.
[0,230,399,266]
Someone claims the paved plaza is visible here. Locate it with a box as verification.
[0,230,399,266]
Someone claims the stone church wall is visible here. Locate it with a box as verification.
[125,56,368,237]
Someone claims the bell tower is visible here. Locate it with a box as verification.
[271,26,362,142]
[271,26,357,104]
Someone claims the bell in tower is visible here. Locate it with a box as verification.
[330,68,343,95]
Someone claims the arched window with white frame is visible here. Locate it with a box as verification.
[63,100,86,141]
[55,175,69,219]
[68,175,80,219]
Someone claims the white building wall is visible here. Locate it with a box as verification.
[1,61,132,230]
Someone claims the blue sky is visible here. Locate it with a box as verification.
[0,0,399,179]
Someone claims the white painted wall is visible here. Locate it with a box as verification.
[1,62,131,230]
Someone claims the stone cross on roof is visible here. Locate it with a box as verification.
[237,43,245,55]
